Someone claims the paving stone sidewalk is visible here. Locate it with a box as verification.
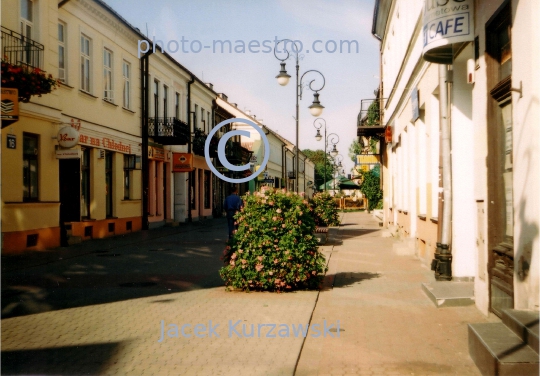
[1,213,499,375]
[296,212,499,376]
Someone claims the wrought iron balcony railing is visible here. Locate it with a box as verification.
[1,26,44,69]
[148,117,189,145]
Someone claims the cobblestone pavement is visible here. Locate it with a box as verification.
[1,214,498,375]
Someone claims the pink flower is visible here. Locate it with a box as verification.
[299,211,303,215]
[238,249,243,253]
[257,256,263,261]
[241,259,247,265]
[272,216,277,221]
[285,250,289,255]
[231,253,237,260]
[276,209,282,214]
[269,201,274,206]
[282,224,286,228]
[269,271,274,276]
[274,259,279,264]
[298,220,302,224]
[255,263,263,271]
[312,271,317,275]
[230,260,236,266]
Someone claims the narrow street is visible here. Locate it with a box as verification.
[2,212,498,375]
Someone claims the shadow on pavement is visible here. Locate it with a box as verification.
[321,271,381,291]
[1,224,228,319]
[1,342,125,375]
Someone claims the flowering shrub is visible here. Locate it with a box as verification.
[1,58,58,102]
[309,192,341,227]
[220,189,327,291]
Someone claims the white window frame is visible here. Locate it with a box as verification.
[80,34,91,93]
[58,22,67,83]
[103,48,114,102]
[122,60,131,109]
[20,0,34,39]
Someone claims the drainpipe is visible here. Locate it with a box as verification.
[187,75,195,223]
[140,50,153,230]
[432,64,453,281]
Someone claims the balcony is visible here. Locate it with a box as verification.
[148,117,189,145]
[1,26,43,69]
[216,141,253,166]
[357,98,385,138]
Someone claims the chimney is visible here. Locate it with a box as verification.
[206,83,213,90]
[219,93,228,101]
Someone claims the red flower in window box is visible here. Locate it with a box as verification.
[1,58,58,102]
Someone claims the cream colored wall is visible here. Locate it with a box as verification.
[58,1,141,136]
[511,0,539,311]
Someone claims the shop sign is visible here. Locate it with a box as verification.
[58,126,80,148]
[56,148,81,159]
[385,125,393,143]
[148,146,165,160]
[7,134,16,149]
[1,88,19,128]
[422,0,474,63]
[78,133,132,154]
[172,153,194,172]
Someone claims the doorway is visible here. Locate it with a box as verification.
[59,158,81,245]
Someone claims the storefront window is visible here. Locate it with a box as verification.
[81,148,90,218]
[23,133,38,201]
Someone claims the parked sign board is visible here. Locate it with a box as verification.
[1,88,19,128]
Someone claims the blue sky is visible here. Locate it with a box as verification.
[103,0,380,174]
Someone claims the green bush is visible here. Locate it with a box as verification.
[309,192,341,227]
[360,169,382,210]
[220,189,327,291]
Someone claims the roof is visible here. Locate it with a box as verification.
[372,0,393,41]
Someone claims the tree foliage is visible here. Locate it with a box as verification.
[359,169,383,210]
[302,149,334,189]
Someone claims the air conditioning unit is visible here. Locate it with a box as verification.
[98,149,105,159]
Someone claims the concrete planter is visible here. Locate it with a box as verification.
[314,227,328,244]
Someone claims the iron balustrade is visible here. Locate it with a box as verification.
[148,117,189,145]
[1,26,44,69]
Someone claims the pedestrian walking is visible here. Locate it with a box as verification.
[223,187,243,239]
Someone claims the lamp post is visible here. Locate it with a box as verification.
[333,154,344,193]
[275,39,325,192]
[313,118,339,192]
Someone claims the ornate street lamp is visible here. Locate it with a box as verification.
[275,39,325,192]
[313,118,339,192]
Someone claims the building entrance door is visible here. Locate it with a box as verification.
[59,158,81,222]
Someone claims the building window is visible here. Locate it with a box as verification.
[103,48,113,101]
[81,148,91,218]
[123,154,140,199]
[163,85,168,119]
[153,79,159,118]
[122,60,130,108]
[105,151,113,217]
[20,0,33,39]
[201,108,205,132]
[194,104,198,129]
[80,34,91,92]
[23,133,38,202]
[175,92,180,119]
[204,170,211,209]
[58,23,66,82]
[207,110,211,131]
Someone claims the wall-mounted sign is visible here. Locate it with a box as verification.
[172,153,194,172]
[7,134,16,149]
[56,148,81,159]
[411,88,420,121]
[385,125,393,143]
[148,146,165,160]
[1,88,19,128]
[422,0,474,63]
[57,126,80,148]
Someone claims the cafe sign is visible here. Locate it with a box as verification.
[57,126,80,148]
[422,0,474,63]
[172,153,194,172]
